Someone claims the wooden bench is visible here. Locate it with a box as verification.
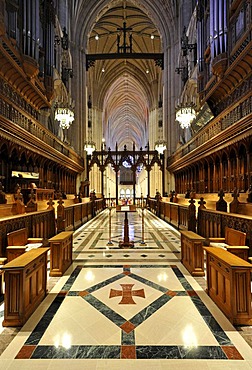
[204,247,252,325]
[208,227,249,260]
[7,228,43,262]
[180,230,205,276]
[0,203,18,218]
[1,248,49,326]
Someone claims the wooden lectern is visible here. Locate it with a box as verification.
[116,205,136,248]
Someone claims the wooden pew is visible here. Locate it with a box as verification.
[0,203,18,217]
[6,246,27,262]
[1,248,49,326]
[224,246,249,261]
[7,228,43,261]
[7,227,43,247]
[208,227,249,260]
[204,247,252,325]
[209,227,246,246]
[176,193,218,210]
[0,190,55,218]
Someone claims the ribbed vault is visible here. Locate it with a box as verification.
[70,0,176,152]
[87,0,163,150]
[103,73,149,149]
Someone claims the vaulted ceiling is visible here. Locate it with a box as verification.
[87,0,162,150]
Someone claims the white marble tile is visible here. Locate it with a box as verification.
[0,359,52,370]
[135,296,219,346]
[70,267,122,291]
[95,360,163,370]
[130,267,185,290]
[205,360,252,369]
[40,296,121,345]
[48,359,98,370]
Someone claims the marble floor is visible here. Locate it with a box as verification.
[1,208,252,369]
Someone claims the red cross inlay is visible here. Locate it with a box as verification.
[109,284,145,304]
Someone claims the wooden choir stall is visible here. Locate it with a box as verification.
[204,247,252,325]
[180,230,205,276]
[49,231,73,277]
[1,248,49,327]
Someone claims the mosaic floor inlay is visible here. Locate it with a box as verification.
[9,264,244,360]
[1,209,252,369]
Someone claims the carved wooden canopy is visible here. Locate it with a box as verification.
[88,144,163,173]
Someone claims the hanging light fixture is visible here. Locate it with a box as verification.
[84,95,96,155]
[155,140,167,154]
[176,102,196,129]
[155,96,166,154]
[55,107,74,129]
[84,141,96,155]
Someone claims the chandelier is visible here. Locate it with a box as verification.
[155,140,167,154]
[84,95,96,155]
[176,103,196,129]
[84,141,96,155]
[55,107,74,129]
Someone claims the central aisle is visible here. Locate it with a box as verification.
[0,208,252,369]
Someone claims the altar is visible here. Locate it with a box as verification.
[116,205,136,248]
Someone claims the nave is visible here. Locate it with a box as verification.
[0,209,252,369]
